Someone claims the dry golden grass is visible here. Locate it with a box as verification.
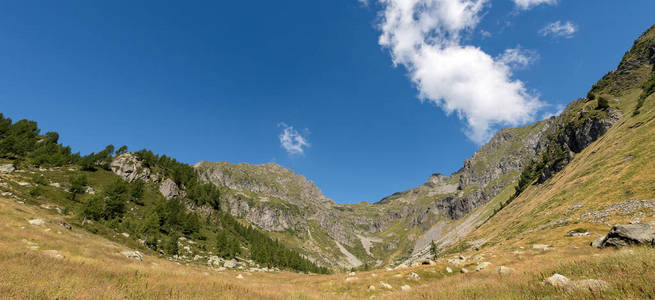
[2,194,655,299]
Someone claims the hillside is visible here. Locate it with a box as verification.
[1,23,655,299]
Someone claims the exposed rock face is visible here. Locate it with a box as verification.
[111,153,152,183]
[592,223,655,248]
[159,178,181,200]
[0,164,15,174]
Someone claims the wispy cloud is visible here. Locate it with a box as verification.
[278,123,310,155]
[512,0,557,10]
[377,0,542,143]
[498,47,539,70]
[539,20,577,39]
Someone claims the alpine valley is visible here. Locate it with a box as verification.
[2,24,655,300]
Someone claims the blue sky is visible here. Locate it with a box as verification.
[1,1,653,204]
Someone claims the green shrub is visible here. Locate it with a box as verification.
[596,95,610,110]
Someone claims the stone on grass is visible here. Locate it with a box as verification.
[401,285,411,291]
[532,244,551,250]
[121,250,143,261]
[446,267,453,273]
[460,268,469,273]
[497,266,513,275]
[0,164,15,174]
[28,219,45,226]
[379,281,392,289]
[544,274,570,288]
[475,262,492,271]
[408,272,420,280]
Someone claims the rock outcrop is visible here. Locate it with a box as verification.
[111,153,153,183]
[591,223,655,248]
[159,178,181,200]
[0,164,15,174]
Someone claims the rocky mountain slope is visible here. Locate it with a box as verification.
[187,24,655,269]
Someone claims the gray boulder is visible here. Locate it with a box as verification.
[111,153,151,183]
[592,223,655,248]
[0,164,15,174]
[159,178,180,200]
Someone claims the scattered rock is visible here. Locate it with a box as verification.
[544,274,570,288]
[236,274,244,279]
[532,244,551,250]
[17,182,31,187]
[348,272,356,276]
[85,186,96,195]
[446,267,453,273]
[400,285,411,291]
[367,285,376,291]
[345,276,358,281]
[0,164,15,174]
[224,259,238,268]
[121,250,143,261]
[379,281,393,290]
[573,279,609,291]
[544,274,609,291]
[567,231,590,237]
[59,221,72,230]
[497,266,513,275]
[460,268,469,273]
[475,262,492,271]
[121,232,130,238]
[408,272,420,280]
[592,223,655,248]
[28,219,45,226]
[49,182,62,188]
[42,250,63,260]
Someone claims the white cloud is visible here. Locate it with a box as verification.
[513,0,557,10]
[278,123,310,155]
[359,0,369,6]
[539,20,577,39]
[377,0,542,143]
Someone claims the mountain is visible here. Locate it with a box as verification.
[1,23,655,300]
[188,24,654,269]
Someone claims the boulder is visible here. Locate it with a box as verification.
[367,285,376,291]
[445,267,453,273]
[497,266,513,275]
[379,281,393,290]
[400,285,411,291]
[236,274,244,279]
[590,236,605,248]
[460,268,469,273]
[544,274,570,288]
[408,272,420,280]
[159,178,181,200]
[345,276,358,281]
[0,164,15,174]
[593,223,655,248]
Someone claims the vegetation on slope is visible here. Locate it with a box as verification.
[0,113,328,274]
